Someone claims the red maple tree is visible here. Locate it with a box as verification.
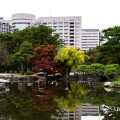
[33,45,57,73]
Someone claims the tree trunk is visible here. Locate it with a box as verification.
[65,66,71,90]
[20,62,24,74]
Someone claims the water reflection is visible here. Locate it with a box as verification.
[55,82,89,111]
[0,81,120,120]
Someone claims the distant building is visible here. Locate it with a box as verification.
[10,13,36,32]
[81,29,100,51]
[35,16,82,49]
[0,13,100,50]
[0,17,10,33]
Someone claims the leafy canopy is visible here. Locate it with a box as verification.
[55,46,89,71]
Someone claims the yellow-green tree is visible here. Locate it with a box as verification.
[55,47,88,82]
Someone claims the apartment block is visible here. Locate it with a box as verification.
[35,16,82,49]
[81,29,100,51]
[0,17,10,33]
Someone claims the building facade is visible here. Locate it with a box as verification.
[35,16,82,49]
[0,17,10,33]
[81,29,100,51]
[10,13,36,32]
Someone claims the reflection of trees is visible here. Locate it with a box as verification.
[55,82,89,111]
[101,105,120,120]
[82,87,120,120]
[0,91,59,120]
[83,87,120,106]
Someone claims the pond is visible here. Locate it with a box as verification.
[0,81,120,120]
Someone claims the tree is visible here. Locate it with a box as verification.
[85,47,100,64]
[97,26,120,64]
[78,64,120,81]
[55,46,88,88]
[0,26,63,55]
[9,41,33,72]
[85,26,120,64]
[13,25,63,48]
[104,64,120,80]
[33,45,58,73]
[0,43,8,72]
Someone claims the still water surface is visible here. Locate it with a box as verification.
[0,82,120,120]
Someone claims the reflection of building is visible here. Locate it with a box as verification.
[81,103,100,116]
[35,16,82,49]
[10,13,36,32]
[55,104,100,120]
[0,116,11,120]
[0,17,10,33]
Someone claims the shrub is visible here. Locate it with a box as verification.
[25,71,34,75]
[112,76,120,85]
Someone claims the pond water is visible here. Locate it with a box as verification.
[0,82,120,120]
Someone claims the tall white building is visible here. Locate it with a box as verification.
[0,17,10,33]
[10,13,36,32]
[81,29,100,51]
[35,16,82,49]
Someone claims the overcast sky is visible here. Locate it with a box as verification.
[0,0,120,30]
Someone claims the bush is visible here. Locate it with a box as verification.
[25,71,34,75]
[112,76,120,85]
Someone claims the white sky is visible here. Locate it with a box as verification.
[1,0,120,30]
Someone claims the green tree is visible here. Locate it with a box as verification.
[85,47,100,64]
[9,41,33,72]
[97,26,120,64]
[13,25,63,48]
[104,64,120,80]
[78,64,120,81]
[0,26,63,55]
[85,26,120,64]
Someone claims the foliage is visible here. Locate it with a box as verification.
[104,64,120,77]
[112,76,120,85]
[34,45,56,60]
[85,46,100,64]
[86,26,120,64]
[0,33,19,54]
[78,63,120,81]
[0,26,63,55]
[13,25,63,48]
[55,46,89,77]
[0,43,8,72]
[0,91,56,120]
[25,71,34,75]
[88,26,120,64]
[33,45,59,73]
[79,64,93,75]
[90,63,105,76]
[79,63,104,75]
[9,41,33,72]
